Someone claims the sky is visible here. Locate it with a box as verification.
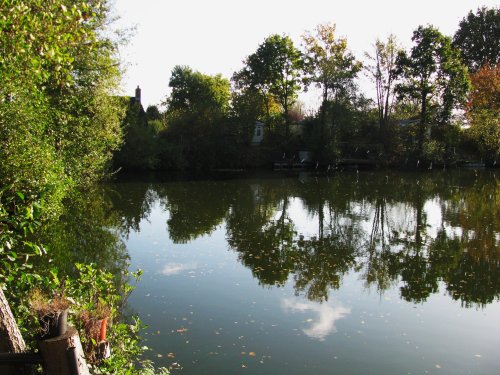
[112,0,498,110]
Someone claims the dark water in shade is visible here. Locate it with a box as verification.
[42,170,500,374]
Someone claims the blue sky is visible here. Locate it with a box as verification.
[112,0,498,109]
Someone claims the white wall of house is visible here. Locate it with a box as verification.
[251,121,265,146]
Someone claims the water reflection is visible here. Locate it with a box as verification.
[38,171,499,308]
[281,298,351,340]
[161,262,198,276]
[37,186,130,278]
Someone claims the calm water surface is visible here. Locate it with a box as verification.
[45,171,500,374]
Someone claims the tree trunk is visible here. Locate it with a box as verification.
[418,92,428,156]
[0,287,30,375]
[0,288,26,353]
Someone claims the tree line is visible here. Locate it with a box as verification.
[117,6,499,172]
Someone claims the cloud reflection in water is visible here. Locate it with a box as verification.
[161,262,197,276]
[281,298,351,340]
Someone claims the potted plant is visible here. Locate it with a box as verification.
[78,301,112,362]
[79,301,112,343]
[28,288,72,339]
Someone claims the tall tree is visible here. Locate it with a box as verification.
[302,23,362,155]
[395,25,470,155]
[167,65,230,118]
[233,35,303,139]
[364,35,401,141]
[162,66,231,170]
[453,6,500,72]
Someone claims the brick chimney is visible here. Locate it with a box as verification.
[135,85,141,104]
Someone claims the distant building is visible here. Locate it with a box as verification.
[251,121,265,146]
[134,85,141,104]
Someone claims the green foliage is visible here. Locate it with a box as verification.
[4,258,167,374]
[146,105,161,121]
[1,183,167,373]
[65,264,158,374]
[159,66,233,170]
[0,1,160,373]
[301,24,362,159]
[114,101,162,171]
[467,108,500,159]
[233,34,303,139]
[395,25,470,155]
[167,65,230,118]
[453,6,500,72]
[0,188,45,291]
[302,24,362,104]
[0,0,124,204]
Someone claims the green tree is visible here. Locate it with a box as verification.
[395,25,470,156]
[302,24,362,158]
[453,6,500,72]
[146,104,161,120]
[114,99,162,171]
[364,35,401,143]
[167,65,230,118]
[0,0,124,211]
[161,66,231,170]
[233,35,303,139]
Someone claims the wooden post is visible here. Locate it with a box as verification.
[38,326,89,375]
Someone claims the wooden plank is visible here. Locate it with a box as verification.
[0,352,43,364]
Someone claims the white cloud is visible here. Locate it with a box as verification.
[282,298,351,340]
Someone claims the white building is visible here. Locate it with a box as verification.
[251,121,265,146]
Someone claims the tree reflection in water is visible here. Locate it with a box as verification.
[38,171,499,308]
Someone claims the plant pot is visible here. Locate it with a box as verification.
[39,308,68,339]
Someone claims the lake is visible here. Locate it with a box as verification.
[42,170,499,374]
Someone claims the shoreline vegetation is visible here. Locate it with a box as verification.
[0,1,498,374]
